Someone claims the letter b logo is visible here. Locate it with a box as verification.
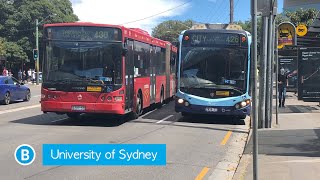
[15,144,36,166]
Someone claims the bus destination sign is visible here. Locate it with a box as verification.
[185,33,241,46]
[46,26,122,41]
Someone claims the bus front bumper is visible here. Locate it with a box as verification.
[41,101,125,115]
[175,103,251,116]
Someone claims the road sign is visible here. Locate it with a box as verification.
[296,24,308,37]
[257,0,273,16]
[14,144,36,166]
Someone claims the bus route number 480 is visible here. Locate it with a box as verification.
[205,107,218,112]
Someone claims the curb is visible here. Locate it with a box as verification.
[208,118,251,180]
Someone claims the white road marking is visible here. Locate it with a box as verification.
[0,104,40,115]
[140,109,156,118]
[156,115,174,124]
[32,95,41,98]
[51,118,68,123]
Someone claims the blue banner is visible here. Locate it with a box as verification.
[42,144,166,166]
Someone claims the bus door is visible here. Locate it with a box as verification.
[150,46,156,104]
[165,44,171,99]
[125,39,134,111]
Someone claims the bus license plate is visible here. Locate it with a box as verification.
[72,105,85,111]
[205,107,218,112]
[216,91,230,96]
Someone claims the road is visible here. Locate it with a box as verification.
[0,84,249,180]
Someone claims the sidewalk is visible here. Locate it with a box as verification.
[233,92,320,180]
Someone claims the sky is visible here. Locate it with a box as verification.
[71,0,284,34]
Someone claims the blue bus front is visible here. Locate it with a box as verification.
[175,29,251,118]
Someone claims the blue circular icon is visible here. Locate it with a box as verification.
[14,144,36,166]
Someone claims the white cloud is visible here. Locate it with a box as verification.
[72,0,190,34]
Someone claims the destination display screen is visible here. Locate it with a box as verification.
[45,26,122,41]
[183,33,243,46]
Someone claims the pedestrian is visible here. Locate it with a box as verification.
[28,69,32,81]
[278,67,288,107]
[2,67,7,76]
[18,69,22,82]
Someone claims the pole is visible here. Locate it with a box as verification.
[251,0,258,179]
[275,26,279,125]
[269,15,275,128]
[266,15,273,128]
[36,19,39,85]
[259,16,268,129]
[230,0,234,24]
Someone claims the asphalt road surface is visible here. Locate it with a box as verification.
[0,85,248,180]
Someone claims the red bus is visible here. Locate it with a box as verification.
[40,22,177,119]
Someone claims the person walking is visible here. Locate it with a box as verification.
[278,67,288,107]
[18,69,22,82]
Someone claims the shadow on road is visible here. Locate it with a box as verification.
[245,128,320,157]
[10,113,129,127]
[177,114,246,125]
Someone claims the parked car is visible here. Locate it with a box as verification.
[0,76,31,105]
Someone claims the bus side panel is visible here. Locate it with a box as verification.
[134,77,151,109]
[155,75,166,102]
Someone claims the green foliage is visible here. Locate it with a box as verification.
[0,38,6,56]
[0,0,78,64]
[284,8,319,26]
[152,20,194,44]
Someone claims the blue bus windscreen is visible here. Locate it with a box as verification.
[180,45,248,97]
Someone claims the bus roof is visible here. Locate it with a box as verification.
[183,29,247,35]
[43,22,177,51]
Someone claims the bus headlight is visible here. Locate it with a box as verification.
[235,99,251,109]
[241,101,247,107]
[178,98,184,104]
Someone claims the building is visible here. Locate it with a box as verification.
[284,0,320,11]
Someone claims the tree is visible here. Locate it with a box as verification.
[152,20,194,44]
[0,0,78,67]
[0,38,6,57]
[284,8,319,26]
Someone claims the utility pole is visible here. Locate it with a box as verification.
[259,16,268,129]
[35,19,39,85]
[251,0,258,179]
[230,0,234,24]
[266,15,273,128]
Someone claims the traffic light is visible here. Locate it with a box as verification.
[33,49,38,59]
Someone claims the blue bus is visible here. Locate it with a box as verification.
[175,29,252,119]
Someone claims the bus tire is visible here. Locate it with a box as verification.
[66,113,81,120]
[135,91,143,116]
